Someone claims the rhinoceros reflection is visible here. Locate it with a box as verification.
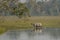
[0,28,60,40]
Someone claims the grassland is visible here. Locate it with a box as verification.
[0,16,60,34]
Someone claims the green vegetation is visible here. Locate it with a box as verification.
[28,0,60,16]
[0,0,60,35]
[0,0,31,34]
[0,27,7,34]
[0,0,30,17]
[0,16,60,34]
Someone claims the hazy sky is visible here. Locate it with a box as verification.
[19,0,50,3]
[19,0,26,3]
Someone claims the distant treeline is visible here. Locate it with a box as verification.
[0,0,30,17]
[0,0,60,16]
[27,0,60,16]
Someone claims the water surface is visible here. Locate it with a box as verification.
[0,28,60,40]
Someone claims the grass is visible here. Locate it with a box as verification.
[0,16,60,34]
[28,16,60,27]
[0,27,7,34]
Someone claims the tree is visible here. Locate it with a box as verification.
[0,0,30,17]
[13,3,30,18]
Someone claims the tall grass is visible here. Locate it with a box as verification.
[0,16,60,34]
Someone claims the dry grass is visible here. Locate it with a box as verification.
[28,16,60,27]
[0,16,60,34]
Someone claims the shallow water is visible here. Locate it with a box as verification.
[0,28,60,40]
